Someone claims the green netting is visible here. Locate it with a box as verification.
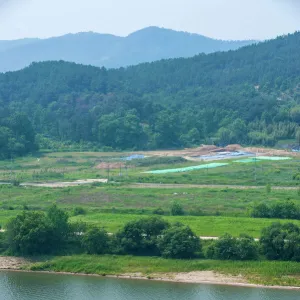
[234,158,262,163]
[144,163,229,174]
[256,156,291,161]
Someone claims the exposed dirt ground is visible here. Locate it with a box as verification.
[0,257,29,270]
[138,144,297,160]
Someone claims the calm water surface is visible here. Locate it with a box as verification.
[0,271,299,300]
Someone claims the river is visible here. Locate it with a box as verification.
[0,271,299,300]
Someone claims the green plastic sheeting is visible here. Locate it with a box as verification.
[234,158,262,163]
[255,156,291,161]
[234,156,291,163]
[144,163,229,174]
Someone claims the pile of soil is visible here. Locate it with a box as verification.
[225,144,242,151]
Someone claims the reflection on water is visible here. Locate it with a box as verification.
[0,271,299,300]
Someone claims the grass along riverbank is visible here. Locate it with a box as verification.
[26,255,300,288]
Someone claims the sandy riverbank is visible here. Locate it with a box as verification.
[0,257,29,270]
[0,257,300,290]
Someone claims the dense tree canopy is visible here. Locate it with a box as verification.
[0,31,299,156]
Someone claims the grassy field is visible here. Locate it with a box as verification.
[1,183,299,216]
[1,151,300,237]
[2,151,300,288]
[70,213,300,237]
[0,151,299,187]
[29,255,300,287]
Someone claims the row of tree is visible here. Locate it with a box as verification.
[2,207,300,262]
[251,201,300,220]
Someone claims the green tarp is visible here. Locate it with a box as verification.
[256,156,291,161]
[234,158,262,163]
[234,156,291,163]
[144,163,229,174]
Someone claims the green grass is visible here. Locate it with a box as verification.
[0,151,299,187]
[1,184,300,217]
[70,213,300,237]
[29,255,300,287]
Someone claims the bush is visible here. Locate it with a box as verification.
[260,222,300,261]
[251,201,300,220]
[73,207,86,216]
[6,205,70,255]
[115,217,169,255]
[82,227,110,254]
[171,201,185,216]
[207,233,258,260]
[6,212,54,255]
[153,207,165,215]
[158,223,201,258]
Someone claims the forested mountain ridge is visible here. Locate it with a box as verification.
[0,27,255,73]
[0,31,299,158]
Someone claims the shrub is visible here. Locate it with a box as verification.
[171,201,185,216]
[82,227,110,254]
[153,207,165,215]
[251,201,300,220]
[6,212,54,255]
[115,217,169,255]
[6,205,70,255]
[207,233,258,260]
[158,223,201,258]
[260,222,300,261]
[73,207,86,216]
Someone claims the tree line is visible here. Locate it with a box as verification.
[2,206,300,262]
[0,32,299,158]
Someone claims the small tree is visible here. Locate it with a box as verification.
[207,233,238,260]
[47,204,70,252]
[116,217,169,255]
[260,222,300,261]
[207,233,258,260]
[158,223,201,258]
[266,184,271,194]
[171,201,185,216]
[82,227,110,254]
[236,234,258,260]
[6,212,53,255]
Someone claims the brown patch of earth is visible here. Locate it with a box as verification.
[0,257,29,270]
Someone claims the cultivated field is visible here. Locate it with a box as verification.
[1,148,300,238]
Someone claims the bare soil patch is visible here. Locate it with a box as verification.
[0,257,29,270]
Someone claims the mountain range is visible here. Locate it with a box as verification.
[0,30,299,157]
[0,27,256,73]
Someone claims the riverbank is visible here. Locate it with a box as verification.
[2,255,299,289]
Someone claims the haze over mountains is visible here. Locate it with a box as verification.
[0,26,256,73]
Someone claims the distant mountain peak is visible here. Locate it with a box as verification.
[0,27,256,73]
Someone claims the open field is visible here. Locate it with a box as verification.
[1,183,300,216]
[0,208,299,237]
[70,213,300,237]
[0,149,299,186]
[1,150,300,238]
[2,150,300,288]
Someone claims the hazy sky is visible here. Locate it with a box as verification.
[0,0,299,40]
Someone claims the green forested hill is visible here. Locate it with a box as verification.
[0,32,299,157]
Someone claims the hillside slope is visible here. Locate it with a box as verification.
[0,32,299,157]
[0,27,255,73]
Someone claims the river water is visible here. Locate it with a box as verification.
[0,271,299,300]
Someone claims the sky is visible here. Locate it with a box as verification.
[0,0,299,41]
